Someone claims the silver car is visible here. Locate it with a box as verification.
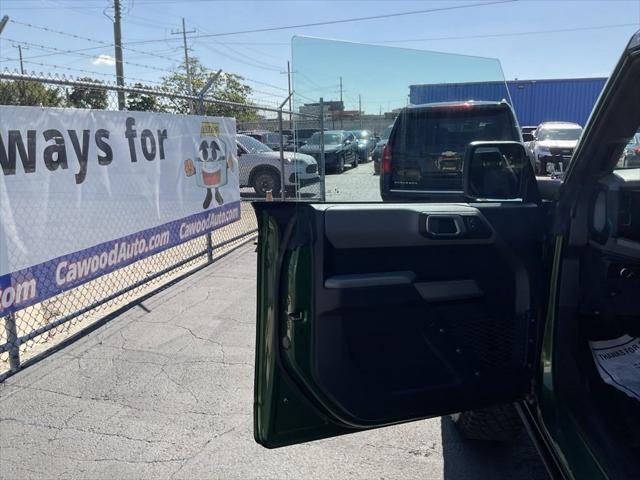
[236,134,319,197]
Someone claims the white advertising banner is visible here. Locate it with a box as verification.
[0,106,240,315]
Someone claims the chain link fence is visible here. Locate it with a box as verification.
[0,71,323,379]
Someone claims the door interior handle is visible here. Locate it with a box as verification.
[425,215,465,238]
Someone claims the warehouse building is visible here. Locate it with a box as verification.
[409,77,607,127]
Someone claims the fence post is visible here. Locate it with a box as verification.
[197,70,222,263]
[278,109,287,201]
[3,313,20,371]
[319,97,326,202]
[278,92,294,202]
[206,233,214,263]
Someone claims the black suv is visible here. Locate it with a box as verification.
[380,100,521,201]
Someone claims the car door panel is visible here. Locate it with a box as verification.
[254,201,545,447]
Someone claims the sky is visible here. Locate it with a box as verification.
[1,0,639,112]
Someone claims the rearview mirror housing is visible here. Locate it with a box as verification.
[463,141,538,201]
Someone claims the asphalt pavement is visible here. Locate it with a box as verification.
[0,228,548,480]
[325,159,382,202]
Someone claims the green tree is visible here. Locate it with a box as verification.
[161,56,259,120]
[127,83,162,112]
[0,80,64,107]
[67,77,108,110]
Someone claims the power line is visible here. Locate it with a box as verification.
[370,22,640,44]
[2,28,288,94]
[191,20,283,72]
[241,77,287,92]
[123,1,517,44]
[8,19,183,63]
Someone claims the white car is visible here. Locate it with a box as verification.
[236,134,319,197]
[529,121,583,175]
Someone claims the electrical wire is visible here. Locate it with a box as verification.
[370,22,640,44]
[123,1,517,44]
[8,19,183,63]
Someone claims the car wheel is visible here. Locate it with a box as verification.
[450,404,523,442]
[352,152,359,168]
[252,169,281,197]
[336,156,345,174]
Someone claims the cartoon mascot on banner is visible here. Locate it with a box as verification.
[184,121,237,209]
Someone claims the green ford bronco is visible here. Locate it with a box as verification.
[252,31,640,479]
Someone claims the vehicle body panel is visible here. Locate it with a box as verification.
[380,101,521,201]
[236,135,319,190]
[299,130,358,172]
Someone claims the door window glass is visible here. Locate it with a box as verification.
[291,37,513,203]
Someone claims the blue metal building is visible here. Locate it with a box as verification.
[409,77,607,127]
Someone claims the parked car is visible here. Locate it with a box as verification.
[372,125,394,175]
[529,121,582,175]
[349,130,377,162]
[252,29,640,480]
[520,125,537,142]
[239,130,289,151]
[619,132,640,167]
[282,128,317,152]
[236,134,318,197]
[299,130,358,173]
[380,100,521,201]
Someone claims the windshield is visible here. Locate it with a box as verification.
[538,128,582,141]
[308,132,342,145]
[396,107,519,154]
[237,135,273,153]
[381,126,394,140]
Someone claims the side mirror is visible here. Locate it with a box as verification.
[522,132,534,142]
[463,141,538,201]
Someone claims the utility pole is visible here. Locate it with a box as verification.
[358,94,362,129]
[0,15,9,36]
[172,18,196,113]
[17,45,24,74]
[339,76,343,129]
[15,44,25,103]
[287,61,292,126]
[113,0,125,110]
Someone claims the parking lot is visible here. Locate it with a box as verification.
[325,160,382,202]
[0,244,549,480]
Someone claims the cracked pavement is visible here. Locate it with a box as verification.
[0,244,548,480]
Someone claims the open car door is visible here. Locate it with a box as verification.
[253,37,547,448]
[254,195,546,447]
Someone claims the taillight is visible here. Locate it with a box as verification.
[634,146,640,154]
[382,144,392,174]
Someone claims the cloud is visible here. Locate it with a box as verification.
[92,54,116,66]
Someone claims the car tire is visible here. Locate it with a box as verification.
[352,152,359,168]
[450,404,522,442]
[336,156,345,174]
[252,169,281,197]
